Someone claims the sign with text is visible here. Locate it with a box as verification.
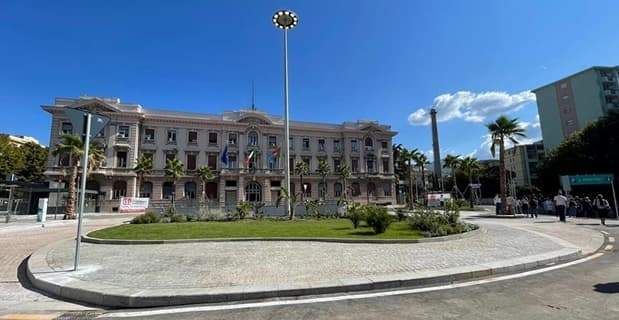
[568,174,613,186]
[119,197,150,213]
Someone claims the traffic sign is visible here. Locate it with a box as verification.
[64,108,110,138]
[568,174,614,186]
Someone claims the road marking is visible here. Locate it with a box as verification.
[601,231,609,236]
[101,252,605,318]
[605,245,613,251]
[608,237,615,243]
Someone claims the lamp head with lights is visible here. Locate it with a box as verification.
[272,10,299,30]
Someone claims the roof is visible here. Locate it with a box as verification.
[532,65,619,93]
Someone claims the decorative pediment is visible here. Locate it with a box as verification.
[237,114,272,125]
[70,98,120,113]
[359,122,385,133]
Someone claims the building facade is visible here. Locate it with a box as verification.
[43,96,397,212]
[533,66,619,151]
[0,134,42,147]
[505,141,544,188]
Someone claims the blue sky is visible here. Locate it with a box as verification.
[1,0,618,159]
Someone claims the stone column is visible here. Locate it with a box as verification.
[175,180,185,200]
[263,178,271,204]
[238,176,245,202]
[128,177,138,198]
[218,178,226,206]
[152,180,163,201]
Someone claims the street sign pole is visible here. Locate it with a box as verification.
[74,113,92,271]
[611,180,619,219]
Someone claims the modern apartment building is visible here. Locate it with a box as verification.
[43,96,397,212]
[505,141,544,188]
[532,66,619,151]
[0,134,42,147]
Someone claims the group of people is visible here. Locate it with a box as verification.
[494,191,613,225]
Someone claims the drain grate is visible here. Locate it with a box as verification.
[55,311,102,320]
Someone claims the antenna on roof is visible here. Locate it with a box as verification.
[251,80,256,111]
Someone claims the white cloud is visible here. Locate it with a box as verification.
[408,91,536,126]
[532,114,540,128]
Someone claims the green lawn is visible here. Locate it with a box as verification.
[88,219,424,240]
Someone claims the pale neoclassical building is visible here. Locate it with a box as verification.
[43,96,397,212]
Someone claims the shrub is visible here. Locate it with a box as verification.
[346,203,365,229]
[396,208,408,221]
[364,206,392,234]
[130,211,161,224]
[408,206,472,237]
[235,201,252,220]
[304,199,323,219]
[170,214,187,223]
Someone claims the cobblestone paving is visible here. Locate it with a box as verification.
[45,222,567,290]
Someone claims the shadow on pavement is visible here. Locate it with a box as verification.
[593,282,619,294]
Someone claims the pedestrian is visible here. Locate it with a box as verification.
[522,196,529,217]
[583,196,593,218]
[567,196,577,218]
[529,196,539,218]
[554,190,568,222]
[593,194,611,226]
[494,194,501,215]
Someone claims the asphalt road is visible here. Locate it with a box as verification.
[97,225,619,320]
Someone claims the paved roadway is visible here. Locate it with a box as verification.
[97,223,619,320]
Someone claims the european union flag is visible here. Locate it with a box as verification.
[221,145,229,165]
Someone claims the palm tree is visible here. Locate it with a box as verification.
[443,154,462,198]
[317,159,330,200]
[164,158,184,204]
[486,116,526,214]
[414,153,430,204]
[276,186,300,220]
[398,147,420,209]
[52,134,83,219]
[196,165,216,202]
[337,163,351,204]
[133,155,153,195]
[459,156,481,208]
[294,160,310,203]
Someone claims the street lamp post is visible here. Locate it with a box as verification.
[272,10,299,218]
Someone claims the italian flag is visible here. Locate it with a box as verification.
[245,150,255,167]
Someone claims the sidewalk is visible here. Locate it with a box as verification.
[26,212,606,308]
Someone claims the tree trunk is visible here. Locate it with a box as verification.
[421,167,426,205]
[452,165,459,199]
[65,159,77,220]
[300,175,304,203]
[499,137,507,214]
[408,160,414,209]
[469,174,474,209]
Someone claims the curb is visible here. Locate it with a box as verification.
[27,244,582,308]
[81,226,481,245]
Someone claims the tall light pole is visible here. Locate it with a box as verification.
[272,10,298,218]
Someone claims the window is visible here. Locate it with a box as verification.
[333,139,341,152]
[140,182,153,198]
[351,183,361,196]
[302,183,311,197]
[383,183,392,196]
[289,137,294,150]
[269,135,277,147]
[351,158,359,173]
[144,129,155,142]
[245,181,262,202]
[381,141,388,149]
[334,183,343,197]
[167,130,177,143]
[188,131,198,144]
[560,83,567,89]
[165,153,175,162]
[318,139,325,151]
[367,159,375,173]
[162,182,175,199]
[351,139,359,152]
[289,157,295,172]
[365,137,373,148]
[225,180,237,187]
[268,156,278,170]
[382,158,390,173]
[208,132,218,145]
[186,154,197,170]
[319,182,327,199]
[333,158,341,171]
[271,180,281,187]
[112,181,127,200]
[61,122,73,135]
[184,182,197,199]
[248,131,258,146]
[367,182,376,196]
[118,126,130,138]
[302,138,310,151]
[302,156,311,168]
[228,154,238,169]
[228,133,237,145]
[116,151,127,168]
[208,153,217,170]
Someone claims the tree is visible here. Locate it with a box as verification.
[52,134,83,219]
[443,154,462,199]
[317,159,330,200]
[276,186,301,220]
[133,155,153,194]
[459,156,481,208]
[17,142,47,183]
[164,158,184,202]
[196,165,216,202]
[414,153,430,204]
[337,163,351,204]
[398,147,420,209]
[85,142,105,175]
[294,160,310,203]
[0,135,24,181]
[486,116,526,214]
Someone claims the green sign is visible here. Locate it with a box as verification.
[568,174,614,186]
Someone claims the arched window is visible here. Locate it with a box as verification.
[290,182,295,196]
[318,182,327,199]
[334,183,343,197]
[367,182,376,196]
[248,131,259,146]
[112,181,127,200]
[364,137,373,147]
[140,182,153,198]
[302,183,312,197]
[351,182,361,197]
[245,181,262,202]
[162,182,175,199]
[206,182,218,200]
[185,182,197,199]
